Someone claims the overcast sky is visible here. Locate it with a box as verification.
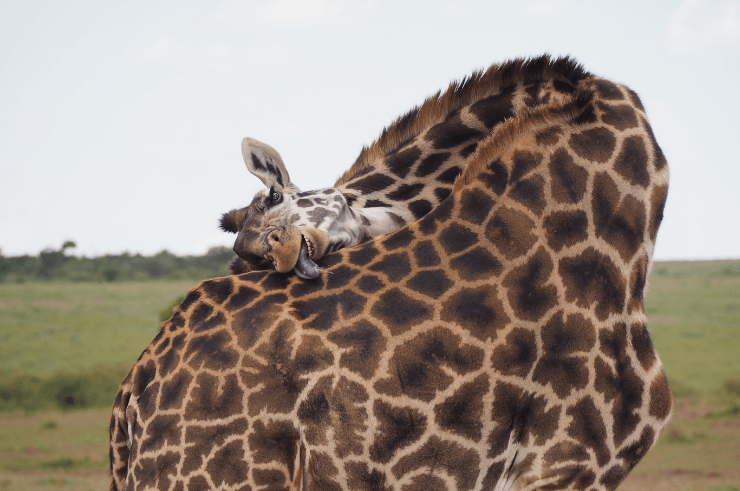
[1,0,739,260]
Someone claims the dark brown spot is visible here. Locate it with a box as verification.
[548,148,588,204]
[543,210,588,252]
[368,252,413,282]
[386,146,422,179]
[434,375,489,441]
[510,150,540,182]
[617,425,656,473]
[503,247,558,322]
[593,79,624,100]
[370,288,432,334]
[413,240,440,267]
[382,227,415,251]
[560,247,626,320]
[439,223,478,254]
[598,101,638,130]
[348,242,379,266]
[346,173,397,194]
[488,382,561,457]
[346,462,392,491]
[628,255,648,314]
[569,127,616,163]
[158,370,193,411]
[406,270,454,299]
[643,116,668,170]
[299,376,369,458]
[592,173,647,261]
[449,247,503,281]
[485,206,537,260]
[614,136,650,187]
[459,188,494,225]
[201,278,233,303]
[184,330,238,371]
[532,311,596,398]
[441,285,510,341]
[139,414,182,454]
[225,285,260,311]
[415,152,450,177]
[509,174,546,215]
[469,86,515,128]
[649,184,668,242]
[649,371,673,420]
[329,320,387,380]
[370,401,426,463]
[425,111,485,149]
[481,158,509,195]
[436,166,463,184]
[409,199,433,219]
[566,396,610,466]
[206,440,249,487]
[490,327,537,377]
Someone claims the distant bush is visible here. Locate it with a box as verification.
[0,243,235,283]
[724,374,740,396]
[0,365,129,413]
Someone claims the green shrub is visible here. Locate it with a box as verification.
[0,365,128,413]
[723,373,740,396]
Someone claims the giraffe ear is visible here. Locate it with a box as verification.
[220,208,247,233]
[241,137,299,192]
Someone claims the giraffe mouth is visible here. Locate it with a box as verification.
[293,235,320,279]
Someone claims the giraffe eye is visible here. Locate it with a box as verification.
[268,187,283,206]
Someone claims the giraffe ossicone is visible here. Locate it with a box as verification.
[111,55,672,491]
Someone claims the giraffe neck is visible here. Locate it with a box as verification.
[335,69,581,235]
[445,76,669,322]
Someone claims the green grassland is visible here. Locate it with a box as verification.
[0,261,738,490]
[0,281,194,376]
[646,260,740,390]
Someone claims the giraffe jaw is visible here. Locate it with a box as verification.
[294,235,320,279]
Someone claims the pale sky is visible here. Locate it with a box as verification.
[1,0,739,260]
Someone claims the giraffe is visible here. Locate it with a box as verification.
[221,57,583,278]
[110,55,672,491]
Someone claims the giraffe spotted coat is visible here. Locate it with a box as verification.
[110,56,672,491]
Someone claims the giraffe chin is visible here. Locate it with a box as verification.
[293,236,320,279]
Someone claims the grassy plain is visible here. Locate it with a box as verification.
[645,260,740,390]
[0,261,738,490]
[0,281,195,376]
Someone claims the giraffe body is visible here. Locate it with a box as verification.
[110,56,672,491]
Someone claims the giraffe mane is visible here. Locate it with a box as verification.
[335,54,591,187]
[456,84,594,191]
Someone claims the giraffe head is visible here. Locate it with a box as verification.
[220,138,365,279]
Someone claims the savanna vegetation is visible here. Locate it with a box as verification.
[0,241,233,283]
[0,258,738,490]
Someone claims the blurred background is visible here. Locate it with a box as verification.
[1,0,739,489]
